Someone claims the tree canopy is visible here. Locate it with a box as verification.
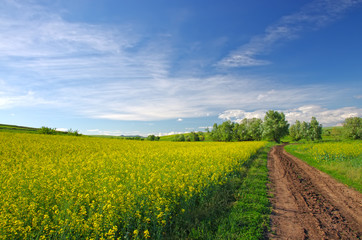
[262,110,289,143]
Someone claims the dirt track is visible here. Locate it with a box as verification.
[268,145,362,239]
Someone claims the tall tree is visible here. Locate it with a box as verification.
[300,121,310,140]
[210,123,220,141]
[290,120,302,141]
[309,117,322,141]
[262,110,289,143]
[219,120,234,142]
[248,118,263,141]
[343,117,361,140]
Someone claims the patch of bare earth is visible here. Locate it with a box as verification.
[268,145,362,239]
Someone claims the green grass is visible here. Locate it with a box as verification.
[0,124,72,136]
[285,143,362,193]
[0,124,39,134]
[166,143,274,239]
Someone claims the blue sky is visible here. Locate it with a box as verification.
[1,0,361,136]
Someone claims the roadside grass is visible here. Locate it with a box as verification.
[285,142,362,193]
[166,143,274,239]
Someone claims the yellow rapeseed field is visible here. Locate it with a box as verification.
[0,132,265,239]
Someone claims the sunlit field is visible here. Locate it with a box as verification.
[285,141,362,192]
[0,132,265,239]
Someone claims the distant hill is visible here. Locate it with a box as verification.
[0,124,69,135]
[0,124,40,134]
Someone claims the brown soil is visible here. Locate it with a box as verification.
[268,145,362,239]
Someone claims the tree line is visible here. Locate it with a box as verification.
[210,110,290,143]
[211,111,361,142]
[147,113,360,143]
[173,131,205,142]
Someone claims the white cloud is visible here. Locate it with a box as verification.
[198,126,212,129]
[56,128,68,132]
[218,0,362,67]
[219,105,362,126]
[62,75,344,121]
[219,109,266,122]
[86,129,138,136]
[0,1,360,123]
[284,105,362,126]
[0,90,51,109]
[156,131,189,137]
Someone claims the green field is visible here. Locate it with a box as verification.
[0,124,39,134]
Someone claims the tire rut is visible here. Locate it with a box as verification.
[268,145,361,239]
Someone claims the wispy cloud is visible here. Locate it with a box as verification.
[219,105,362,126]
[57,74,347,121]
[0,1,359,122]
[218,0,362,67]
[86,129,142,136]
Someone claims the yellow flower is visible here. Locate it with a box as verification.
[144,229,150,239]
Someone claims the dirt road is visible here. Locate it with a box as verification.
[268,145,362,239]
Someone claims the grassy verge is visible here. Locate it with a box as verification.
[285,143,362,193]
[166,143,274,239]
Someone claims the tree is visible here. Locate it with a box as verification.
[309,117,322,141]
[147,135,159,141]
[248,118,263,141]
[197,131,205,141]
[262,110,289,143]
[219,120,234,142]
[190,132,200,141]
[67,128,81,136]
[300,121,309,140]
[39,126,56,135]
[236,120,248,141]
[210,123,221,141]
[174,134,185,142]
[343,117,362,140]
[289,120,302,141]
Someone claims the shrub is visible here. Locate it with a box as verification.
[38,126,56,135]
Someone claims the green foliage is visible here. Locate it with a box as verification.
[290,117,322,141]
[343,117,362,140]
[219,120,234,142]
[289,120,302,141]
[172,132,205,142]
[211,119,263,142]
[309,117,322,141]
[190,132,200,141]
[38,126,57,135]
[262,110,289,143]
[242,118,263,141]
[67,128,81,136]
[173,132,204,142]
[174,134,186,142]
[147,134,160,141]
